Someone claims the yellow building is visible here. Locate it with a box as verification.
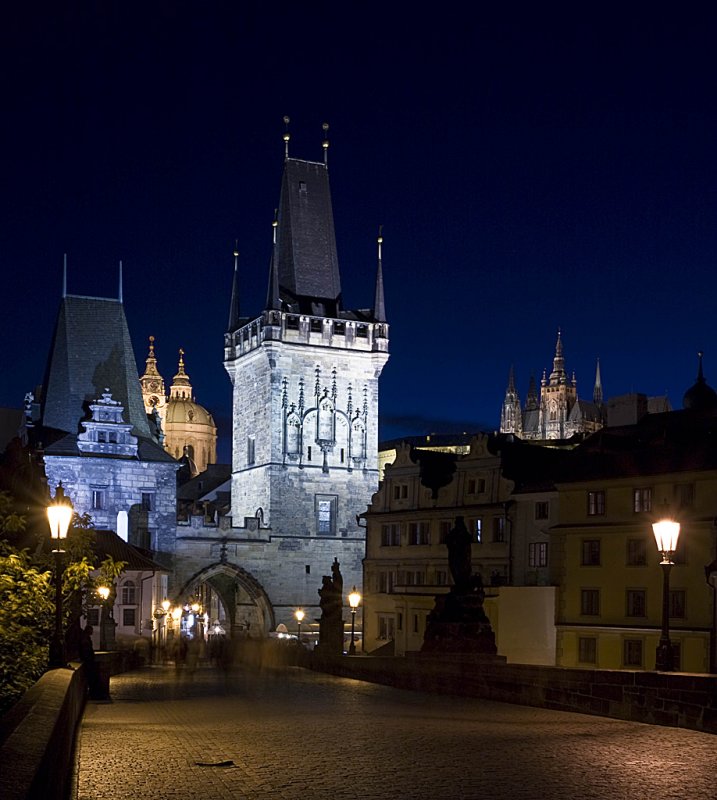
[363,435,516,655]
[552,407,717,673]
[139,338,217,475]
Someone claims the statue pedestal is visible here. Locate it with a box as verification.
[421,588,500,656]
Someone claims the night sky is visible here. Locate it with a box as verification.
[2,5,717,462]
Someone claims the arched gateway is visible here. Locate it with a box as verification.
[176,562,275,636]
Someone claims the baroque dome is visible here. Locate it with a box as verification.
[165,397,215,427]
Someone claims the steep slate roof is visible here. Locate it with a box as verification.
[41,295,151,438]
[93,529,167,571]
[276,158,342,311]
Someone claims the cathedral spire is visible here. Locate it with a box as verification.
[549,328,566,385]
[500,365,522,435]
[525,373,538,410]
[62,253,67,298]
[593,358,603,405]
[227,243,241,331]
[373,226,387,323]
[118,260,123,303]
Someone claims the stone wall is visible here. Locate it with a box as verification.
[306,654,717,735]
[0,666,87,800]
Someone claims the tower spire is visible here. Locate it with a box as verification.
[227,242,241,332]
[118,260,123,303]
[62,253,67,298]
[593,357,603,405]
[322,122,329,167]
[549,328,566,384]
[266,210,281,311]
[283,115,290,160]
[373,226,386,323]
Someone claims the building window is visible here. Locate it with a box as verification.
[581,539,601,566]
[141,492,154,511]
[413,614,420,634]
[435,570,448,586]
[97,431,107,443]
[247,436,255,465]
[466,477,485,495]
[121,581,136,605]
[378,571,395,593]
[673,537,687,565]
[626,538,647,566]
[439,520,452,543]
[623,639,643,668]
[86,609,100,627]
[397,612,403,632]
[136,528,152,550]
[380,523,401,546]
[669,589,686,619]
[315,495,337,536]
[534,501,549,520]
[587,490,605,516]
[392,484,409,500]
[408,522,430,545]
[671,642,682,671]
[470,518,482,543]
[92,489,106,511]
[633,487,652,513]
[675,483,694,508]
[122,608,136,627]
[580,589,600,616]
[578,637,597,664]
[377,615,395,640]
[492,517,505,543]
[626,589,647,617]
[528,541,548,567]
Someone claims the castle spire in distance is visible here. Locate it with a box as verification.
[227,243,241,332]
[373,226,386,323]
[593,358,603,405]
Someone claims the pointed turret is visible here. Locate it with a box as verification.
[525,374,539,411]
[500,365,522,435]
[227,245,241,332]
[683,351,717,410]
[170,349,193,401]
[593,358,603,405]
[373,227,386,323]
[266,212,281,312]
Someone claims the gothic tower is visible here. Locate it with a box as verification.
[538,329,576,439]
[223,132,389,611]
[500,366,522,436]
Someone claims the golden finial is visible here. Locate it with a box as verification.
[283,115,291,158]
[148,335,155,356]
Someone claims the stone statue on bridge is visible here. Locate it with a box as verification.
[316,558,344,655]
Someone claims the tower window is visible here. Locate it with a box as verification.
[247,436,255,465]
[92,489,106,510]
[315,494,337,536]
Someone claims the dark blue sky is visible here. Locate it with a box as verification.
[2,5,717,461]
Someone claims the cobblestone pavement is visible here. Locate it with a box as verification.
[74,664,716,800]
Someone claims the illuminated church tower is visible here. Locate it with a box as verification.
[223,127,389,608]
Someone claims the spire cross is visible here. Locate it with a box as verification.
[283,115,291,159]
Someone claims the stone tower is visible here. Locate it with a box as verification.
[223,139,389,614]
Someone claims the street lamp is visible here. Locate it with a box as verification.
[295,609,305,642]
[47,483,73,668]
[348,587,361,656]
[96,585,114,651]
[652,517,681,671]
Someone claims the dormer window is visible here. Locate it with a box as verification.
[299,181,307,196]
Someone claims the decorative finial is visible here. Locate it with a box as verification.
[178,347,185,368]
[272,209,278,245]
[233,239,239,260]
[148,335,155,356]
[322,122,330,166]
[283,115,291,159]
[377,224,383,260]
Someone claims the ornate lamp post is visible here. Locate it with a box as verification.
[348,587,361,656]
[47,483,73,668]
[295,609,305,642]
[652,517,681,671]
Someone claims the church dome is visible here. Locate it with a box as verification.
[683,352,717,411]
[164,397,215,427]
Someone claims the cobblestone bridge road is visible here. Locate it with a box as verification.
[74,665,716,800]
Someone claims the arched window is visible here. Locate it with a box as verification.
[121,580,136,605]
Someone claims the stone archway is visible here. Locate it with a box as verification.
[176,563,275,637]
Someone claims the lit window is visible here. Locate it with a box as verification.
[587,491,605,516]
[528,542,548,567]
[492,517,505,543]
[316,496,336,536]
[633,488,652,513]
